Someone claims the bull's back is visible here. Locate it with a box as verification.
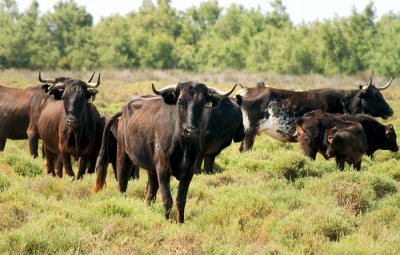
[0,86,33,138]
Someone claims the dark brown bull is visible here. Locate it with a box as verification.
[38,73,101,179]
[0,80,50,157]
[194,96,244,174]
[297,110,398,159]
[237,77,394,151]
[95,82,237,223]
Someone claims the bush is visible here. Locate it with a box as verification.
[0,172,11,192]
[0,155,42,177]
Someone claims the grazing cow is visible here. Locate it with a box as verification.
[95,82,237,223]
[194,96,244,174]
[38,74,101,179]
[297,110,398,159]
[0,81,50,157]
[325,124,368,170]
[236,77,394,151]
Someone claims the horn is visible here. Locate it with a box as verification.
[152,83,177,95]
[38,71,56,84]
[87,72,96,83]
[48,82,65,91]
[361,76,373,90]
[210,83,238,97]
[377,77,393,91]
[87,73,101,88]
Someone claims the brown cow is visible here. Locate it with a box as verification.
[0,82,49,157]
[38,73,101,179]
[95,82,237,223]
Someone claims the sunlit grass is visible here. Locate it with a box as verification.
[0,70,399,254]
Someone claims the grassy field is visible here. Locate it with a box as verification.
[0,70,399,254]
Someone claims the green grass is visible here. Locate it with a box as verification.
[0,71,400,254]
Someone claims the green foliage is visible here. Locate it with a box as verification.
[0,0,399,75]
[0,154,42,177]
[0,172,10,192]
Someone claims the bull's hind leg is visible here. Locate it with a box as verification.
[176,171,194,223]
[131,166,140,180]
[60,150,75,178]
[55,155,63,178]
[27,129,39,158]
[44,147,55,176]
[117,151,133,192]
[0,137,6,151]
[145,171,159,206]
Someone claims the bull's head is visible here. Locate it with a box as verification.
[384,124,399,152]
[152,82,237,141]
[356,76,394,119]
[39,72,100,128]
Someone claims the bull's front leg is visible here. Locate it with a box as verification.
[156,162,173,220]
[176,170,194,223]
[77,156,89,179]
[60,149,75,178]
[203,155,216,174]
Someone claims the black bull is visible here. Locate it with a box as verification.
[236,77,394,152]
[38,74,101,179]
[95,82,237,223]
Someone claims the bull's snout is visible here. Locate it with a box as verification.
[182,126,199,139]
[67,116,80,127]
[388,108,394,117]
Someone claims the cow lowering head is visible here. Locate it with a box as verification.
[354,76,394,119]
[39,72,100,128]
[152,82,237,141]
[384,124,399,152]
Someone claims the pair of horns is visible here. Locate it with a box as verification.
[152,83,239,97]
[38,71,101,89]
[362,76,393,91]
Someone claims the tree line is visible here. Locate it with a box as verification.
[0,0,399,76]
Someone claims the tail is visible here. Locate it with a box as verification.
[94,110,122,192]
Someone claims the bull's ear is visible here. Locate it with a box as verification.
[49,89,63,100]
[204,94,220,108]
[357,90,366,98]
[86,89,99,101]
[160,91,178,105]
[41,84,50,93]
[235,94,242,106]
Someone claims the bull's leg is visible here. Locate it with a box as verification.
[77,157,89,180]
[145,171,159,206]
[156,166,173,220]
[353,161,362,171]
[335,158,345,171]
[117,152,133,192]
[27,129,39,158]
[87,152,97,174]
[176,171,194,223]
[131,166,140,180]
[44,147,55,176]
[0,137,6,151]
[55,155,63,178]
[193,154,204,175]
[60,150,75,178]
[240,129,257,152]
[204,155,216,174]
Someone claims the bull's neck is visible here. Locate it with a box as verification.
[342,90,361,114]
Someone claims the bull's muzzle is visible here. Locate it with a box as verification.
[67,116,80,128]
[182,126,199,139]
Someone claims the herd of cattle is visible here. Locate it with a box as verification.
[0,73,397,223]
